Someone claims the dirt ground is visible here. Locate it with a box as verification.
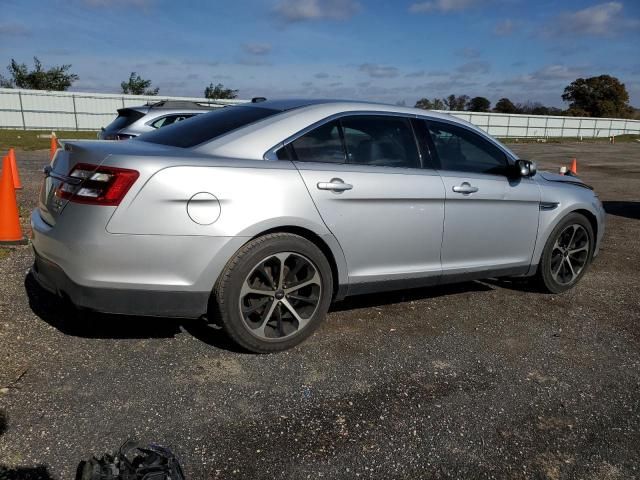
[0,143,639,479]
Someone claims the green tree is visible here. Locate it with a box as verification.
[466,96,491,112]
[493,97,519,114]
[562,75,632,118]
[415,97,446,110]
[0,57,78,90]
[204,82,238,99]
[444,94,469,111]
[121,72,159,95]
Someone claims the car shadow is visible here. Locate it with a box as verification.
[603,201,640,220]
[0,410,56,480]
[24,272,245,353]
[26,273,539,350]
[330,281,495,312]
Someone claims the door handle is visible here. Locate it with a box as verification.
[317,178,353,192]
[452,182,479,194]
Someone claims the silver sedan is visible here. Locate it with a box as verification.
[31,99,605,352]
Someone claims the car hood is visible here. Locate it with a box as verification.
[538,171,592,190]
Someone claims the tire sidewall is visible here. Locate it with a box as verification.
[217,234,333,353]
[540,213,594,294]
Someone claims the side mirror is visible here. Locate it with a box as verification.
[515,159,537,177]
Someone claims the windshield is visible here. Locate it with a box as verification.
[137,105,281,148]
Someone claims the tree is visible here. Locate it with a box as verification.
[0,57,78,90]
[444,94,469,111]
[562,75,632,118]
[121,72,159,95]
[204,83,238,99]
[466,96,491,112]
[494,97,519,114]
[415,97,446,110]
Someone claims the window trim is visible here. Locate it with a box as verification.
[265,111,428,170]
[264,111,517,169]
[423,118,515,177]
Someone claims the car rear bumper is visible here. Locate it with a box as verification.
[31,249,210,318]
[30,207,247,318]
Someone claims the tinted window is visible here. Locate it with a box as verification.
[105,109,145,131]
[150,114,195,129]
[426,121,508,174]
[290,120,346,163]
[139,106,280,148]
[342,116,420,168]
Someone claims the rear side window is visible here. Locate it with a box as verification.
[105,109,145,131]
[426,121,508,175]
[342,116,420,169]
[139,106,280,148]
[290,120,346,163]
[150,114,195,129]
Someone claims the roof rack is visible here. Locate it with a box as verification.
[144,100,219,110]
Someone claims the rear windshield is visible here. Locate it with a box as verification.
[137,105,281,148]
[105,109,145,131]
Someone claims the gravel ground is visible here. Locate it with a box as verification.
[0,143,639,479]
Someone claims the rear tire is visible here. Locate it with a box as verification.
[536,213,594,294]
[213,233,333,353]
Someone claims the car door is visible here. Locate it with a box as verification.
[282,115,446,292]
[422,119,540,277]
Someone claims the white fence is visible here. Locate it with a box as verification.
[1,87,639,138]
[440,110,640,139]
[0,88,245,131]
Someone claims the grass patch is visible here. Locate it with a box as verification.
[0,129,98,152]
[0,248,9,261]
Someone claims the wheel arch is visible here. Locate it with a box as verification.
[572,208,598,242]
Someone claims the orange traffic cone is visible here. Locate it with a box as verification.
[50,133,58,160]
[7,148,22,190]
[0,156,26,245]
[569,158,578,175]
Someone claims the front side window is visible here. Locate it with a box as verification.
[426,121,508,175]
[341,116,420,169]
[289,120,346,163]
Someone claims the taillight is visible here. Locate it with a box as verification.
[56,163,139,206]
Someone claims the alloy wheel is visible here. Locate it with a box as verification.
[550,224,590,286]
[239,252,322,340]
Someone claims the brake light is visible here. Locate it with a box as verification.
[56,163,139,206]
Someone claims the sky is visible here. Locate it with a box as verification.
[1,0,639,107]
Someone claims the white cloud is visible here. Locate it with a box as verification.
[274,0,361,22]
[555,2,638,36]
[358,63,399,78]
[409,0,479,14]
[242,43,272,56]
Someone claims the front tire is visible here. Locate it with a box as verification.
[536,213,594,294]
[213,233,333,353]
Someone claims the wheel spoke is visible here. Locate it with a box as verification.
[285,272,321,293]
[569,245,588,255]
[242,296,271,313]
[240,283,273,297]
[565,257,577,281]
[567,225,577,249]
[275,253,289,289]
[280,298,310,329]
[255,299,278,337]
[255,264,276,290]
[287,294,318,305]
